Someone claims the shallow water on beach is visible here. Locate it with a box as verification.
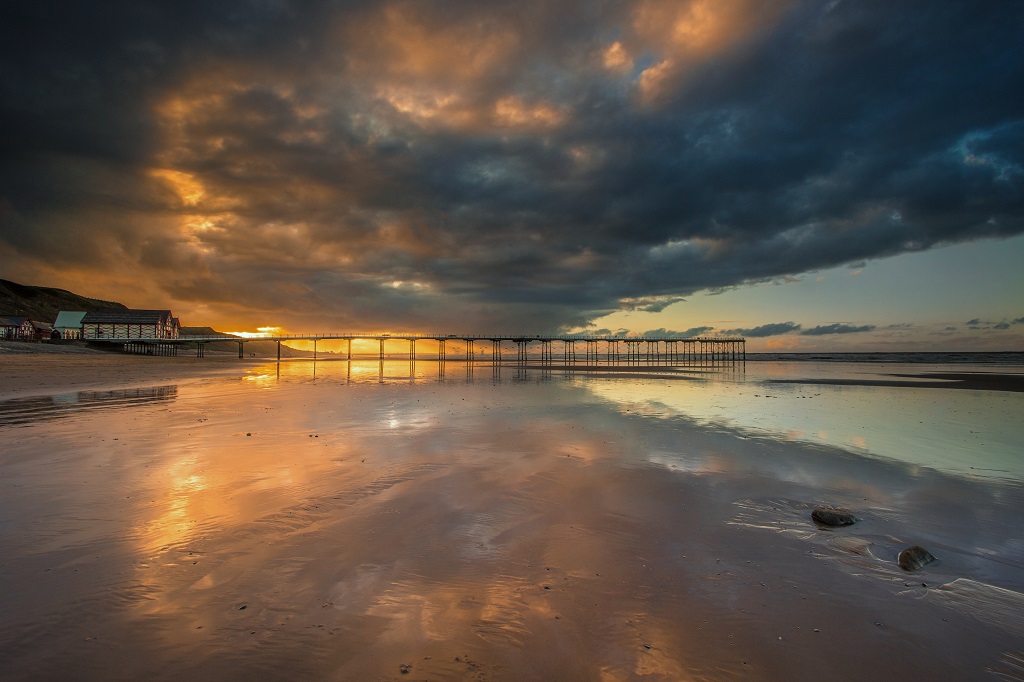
[1,358,1022,680]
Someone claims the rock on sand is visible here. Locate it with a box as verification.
[811,505,857,527]
[898,545,936,571]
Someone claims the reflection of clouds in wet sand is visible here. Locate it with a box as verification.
[580,364,1024,480]
[1,360,1022,680]
[116,386,715,677]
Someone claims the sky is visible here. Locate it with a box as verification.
[1,1,1022,351]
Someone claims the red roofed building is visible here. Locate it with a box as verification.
[0,316,35,340]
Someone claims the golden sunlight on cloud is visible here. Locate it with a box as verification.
[385,88,458,118]
[668,0,721,49]
[356,6,519,84]
[638,58,676,102]
[632,0,789,103]
[634,0,766,52]
[150,169,205,207]
[765,336,803,350]
[382,87,479,129]
[180,216,220,254]
[382,88,564,133]
[492,96,564,130]
[156,91,235,159]
[602,41,633,72]
[149,168,226,253]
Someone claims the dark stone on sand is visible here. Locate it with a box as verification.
[811,505,857,527]
[898,545,935,571]
[399,663,411,674]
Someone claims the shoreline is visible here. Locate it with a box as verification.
[767,371,1024,392]
[0,352,263,400]
[4,347,1024,400]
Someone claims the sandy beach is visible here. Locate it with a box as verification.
[1,350,1023,680]
[0,345,264,400]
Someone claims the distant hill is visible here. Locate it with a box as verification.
[0,278,127,322]
[178,325,312,357]
[179,326,234,338]
[1,279,311,357]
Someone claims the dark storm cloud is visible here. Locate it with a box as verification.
[2,1,1022,330]
[723,321,801,337]
[801,323,876,336]
[640,327,714,338]
[963,317,1022,331]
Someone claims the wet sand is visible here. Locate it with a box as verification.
[768,371,1024,392]
[0,349,262,399]
[1,354,1023,680]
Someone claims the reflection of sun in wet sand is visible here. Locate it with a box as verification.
[0,355,1021,680]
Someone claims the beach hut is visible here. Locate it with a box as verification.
[81,309,181,340]
[30,320,53,341]
[52,311,87,340]
[0,315,34,340]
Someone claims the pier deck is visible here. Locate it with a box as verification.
[90,333,746,366]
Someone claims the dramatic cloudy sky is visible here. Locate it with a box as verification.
[1,1,1022,350]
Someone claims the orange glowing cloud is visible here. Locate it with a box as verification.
[339,4,520,94]
[631,0,790,103]
[765,336,804,351]
[149,169,206,208]
[602,41,633,72]
[492,96,564,130]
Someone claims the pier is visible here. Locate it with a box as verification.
[97,333,746,367]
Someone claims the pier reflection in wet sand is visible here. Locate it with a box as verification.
[0,359,1022,680]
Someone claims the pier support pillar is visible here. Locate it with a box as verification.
[514,340,529,365]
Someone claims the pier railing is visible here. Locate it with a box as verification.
[93,333,746,366]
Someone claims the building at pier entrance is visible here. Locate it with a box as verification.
[81,309,181,340]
